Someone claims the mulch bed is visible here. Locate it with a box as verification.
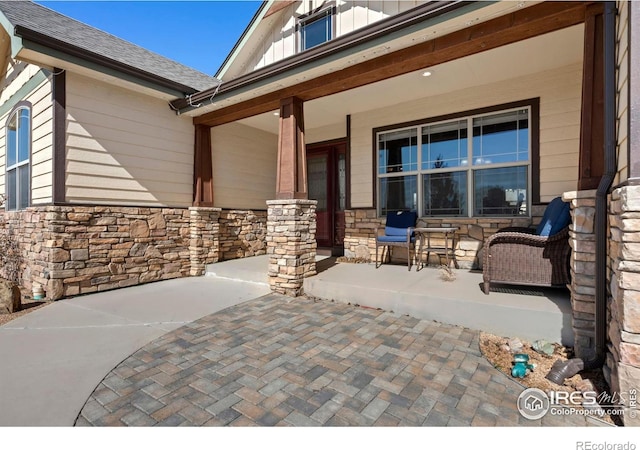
[479,332,622,425]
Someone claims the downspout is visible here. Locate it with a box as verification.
[546,0,617,384]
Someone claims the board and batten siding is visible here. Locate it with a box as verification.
[210,122,277,210]
[65,73,194,207]
[0,61,53,205]
[615,0,629,185]
[246,0,421,75]
[349,62,584,209]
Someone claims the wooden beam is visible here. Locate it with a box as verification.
[276,97,307,199]
[264,0,296,18]
[193,124,214,207]
[578,3,605,190]
[195,1,587,127]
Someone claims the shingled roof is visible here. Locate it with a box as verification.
[0,1,219,94]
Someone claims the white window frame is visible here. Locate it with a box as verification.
[5,105,31,211]
[376,105,532,218]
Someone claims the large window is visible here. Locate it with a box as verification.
[298,8,333,51]
[5,106,31,211]
[377,105,532,217]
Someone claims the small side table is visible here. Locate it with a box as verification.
[414,227,458,270]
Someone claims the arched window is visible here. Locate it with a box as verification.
[5,105,31,210]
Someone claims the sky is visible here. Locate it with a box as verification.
[36,1,262,76]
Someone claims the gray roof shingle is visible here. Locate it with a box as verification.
[0,0,219,93]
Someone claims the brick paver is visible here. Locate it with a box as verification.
[76,294,608,427]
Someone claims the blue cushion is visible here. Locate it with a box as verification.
[384,211,417,236]
[377,235,415,243]
[535,197,570,237]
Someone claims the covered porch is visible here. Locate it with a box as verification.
[185,1,606,376]
[205,255,572,347]
[187,1,604,271]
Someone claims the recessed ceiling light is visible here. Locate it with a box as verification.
[273,112,279,116]
[422,71,432,77]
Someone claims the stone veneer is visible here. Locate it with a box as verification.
[607,185,640,426]
[0,206,269,300]
[266,199,317,296]
[344,209,542,269]
[218,210,267,261]
[189,207,221,276]
[563,190,597,361]
[0,208,49,294]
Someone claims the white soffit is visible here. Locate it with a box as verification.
[240,23,585,133]
[188,1,543,118]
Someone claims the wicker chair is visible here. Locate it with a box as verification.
[482,197,571,294]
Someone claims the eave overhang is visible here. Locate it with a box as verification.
[14,25,212,98]
[171,0,474,115]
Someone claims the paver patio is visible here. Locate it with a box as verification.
[76,293,607,427]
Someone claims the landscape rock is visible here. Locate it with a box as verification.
[0,278,21,313]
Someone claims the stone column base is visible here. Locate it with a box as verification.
[189,207,221,276]
[266,199,317,296]
[563,190,597,360]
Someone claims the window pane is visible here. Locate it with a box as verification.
[18,165,30,210]
[308,155,327,212]
[379,175,417,216]
[7,115,17,167]
[301,13,331,50]
[7,169,16,210]
[378,129,417,174]
[18,109,30,163]
[472,110,529,165]
[423,171,467,216]
[474,166,528,216]
[422,120,468,169]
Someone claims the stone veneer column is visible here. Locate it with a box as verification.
[266,199,317,296]
[563,190,597,360]
[608,185,640,426]
[189,207,221,276]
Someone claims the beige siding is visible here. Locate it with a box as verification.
[248,0,420,73]
[616,0,629,185]
[0,60,53,205]
[350,63,583,208]
[211,122,277,209]
[65,73,194,206]
[307,122,347,145]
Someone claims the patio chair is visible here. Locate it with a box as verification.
[482,197,571,294]
[375,211,418,270]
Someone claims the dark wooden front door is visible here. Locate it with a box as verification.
[307,142,347,252]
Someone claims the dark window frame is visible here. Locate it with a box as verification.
[371,98,540,217]
[296,6,336,52]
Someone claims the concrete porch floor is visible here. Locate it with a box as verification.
[206,255,573,347]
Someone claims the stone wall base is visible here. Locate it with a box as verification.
[608,185,640,426]
[344,208,543,269]
[0,205,268,300]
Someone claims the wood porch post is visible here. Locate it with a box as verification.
[578,2,605,191]
[276,96,308,199]
[193,124,214,207]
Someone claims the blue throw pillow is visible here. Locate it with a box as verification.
[536,197,570,237]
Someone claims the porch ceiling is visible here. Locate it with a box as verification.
[239,24,584,134]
